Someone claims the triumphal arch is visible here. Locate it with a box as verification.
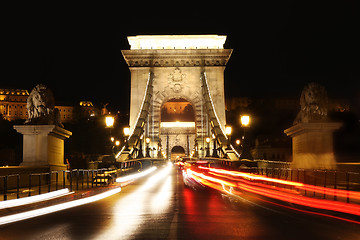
[119,35,236,160]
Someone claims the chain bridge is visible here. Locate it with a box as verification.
[116,35,239,161]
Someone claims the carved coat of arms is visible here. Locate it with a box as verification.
[168,68,186,93]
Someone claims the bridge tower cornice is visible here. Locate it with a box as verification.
[121,49,233,67]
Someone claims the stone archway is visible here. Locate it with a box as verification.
[159,97,197,159]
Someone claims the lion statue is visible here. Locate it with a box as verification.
[294,82,328,125]
[25,84,63,127]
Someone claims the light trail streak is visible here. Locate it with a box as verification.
[199,166,303,187]
[236,179,360,216]
[185,166,360,220]
[116,166,157,184]
[199,166,360,201]
[0,187,121,226]
[0,189,71,209]
[246,194,360,225]
[95,164,173,239]
[186,169,236,188]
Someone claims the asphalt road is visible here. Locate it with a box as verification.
[1,165,359,240]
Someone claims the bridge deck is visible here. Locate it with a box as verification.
[1,166,359,239]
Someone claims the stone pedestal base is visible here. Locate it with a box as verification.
[13,125,72,171]
[284,122,342,169]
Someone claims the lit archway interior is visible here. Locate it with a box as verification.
[160,98,196,158]
[161,98,195,122]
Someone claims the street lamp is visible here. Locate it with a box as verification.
[123,126,130,151]
[105,116,115,128]
[105,115,115,154]
[205,137,210,157]
[145,137,151,158]
[240,115,250,127]
[225,125,232,136]
[225,125,232,150]
[137,135,144,159]
[240,115,253,160]
[114,140,120,153]
[123,127,130,136]
[212,134,219,158]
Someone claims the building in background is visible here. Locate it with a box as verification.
[0,88,97,122]
[0,89,29,121]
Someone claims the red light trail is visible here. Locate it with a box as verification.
[182,165,360,223]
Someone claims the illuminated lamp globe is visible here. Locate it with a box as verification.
[105,116,114,128]
[240,115,250,127]
[225,126,232,136]
[123,127,130,136]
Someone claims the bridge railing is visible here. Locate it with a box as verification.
[0,160,144,201]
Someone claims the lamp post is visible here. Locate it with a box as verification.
[212,134,219,158]
[240,115,250,142]
[114,140,120,152]
[240,115,253,160]
[235,139,241,150]
[105,115,115,154]
[225,125,232,150]
[205,137,210,157]
[137,136,144,159]
[123,127,130,151]
[145,137,151,158]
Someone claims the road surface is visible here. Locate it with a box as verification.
[1,165,359,239]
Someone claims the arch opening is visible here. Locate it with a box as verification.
[161,98,195,122]
[171,146,185,162]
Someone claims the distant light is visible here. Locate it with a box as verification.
[115,140,120,146]
[206,137,210,143]
[145,137,150,144]
[235,139,241,145]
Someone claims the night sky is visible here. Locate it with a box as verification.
[2,2,359,114]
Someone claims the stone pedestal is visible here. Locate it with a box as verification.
[284,122,342,169]
[13,125,72,171]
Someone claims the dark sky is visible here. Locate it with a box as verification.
[2,2,359,114]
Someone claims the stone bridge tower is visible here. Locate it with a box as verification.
[121,35,232,160]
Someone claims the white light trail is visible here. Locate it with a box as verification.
[116,166,157,183]
[0,188,71,210]
[95,163,173,239]
[0,187,121,226]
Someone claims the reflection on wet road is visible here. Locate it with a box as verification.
[1,165,359,240]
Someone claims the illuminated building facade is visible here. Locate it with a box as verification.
[0,89,29,121]
[0,89,96,123]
